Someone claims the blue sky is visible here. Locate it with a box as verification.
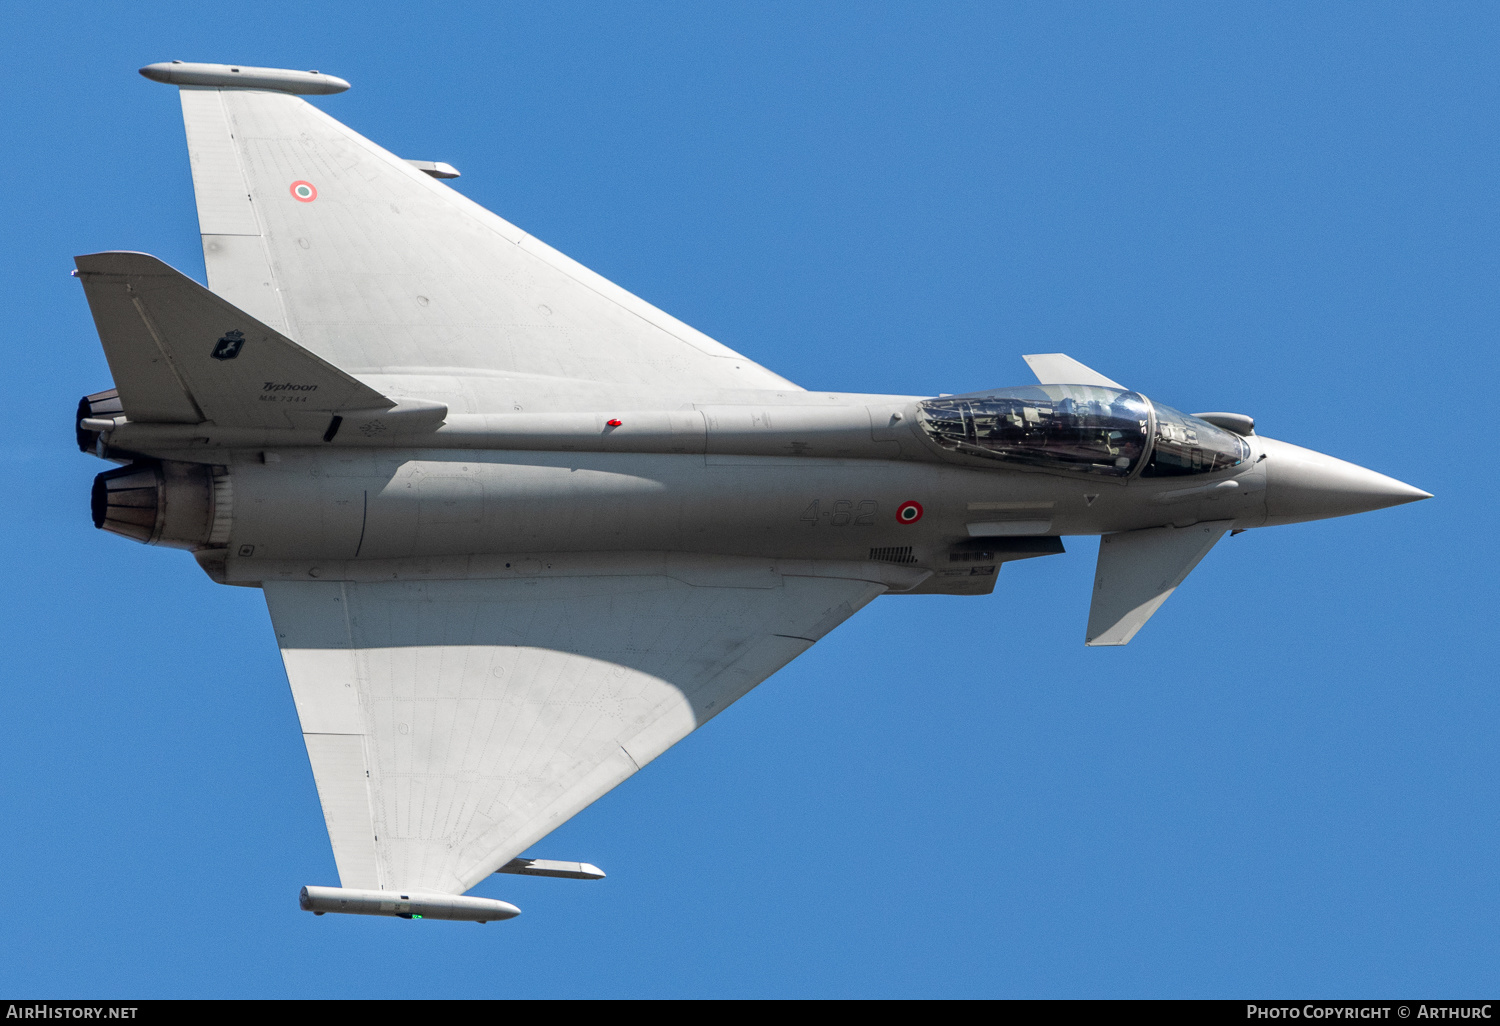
[1,1,1493,998]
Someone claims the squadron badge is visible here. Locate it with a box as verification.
[211,329,245,361]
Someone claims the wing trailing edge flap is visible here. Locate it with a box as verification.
[263,561,887,895]
[74,250,403,430]
[1086,521,1233,646]
[1022,354,1126,390]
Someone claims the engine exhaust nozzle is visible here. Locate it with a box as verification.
[91,461,233,549]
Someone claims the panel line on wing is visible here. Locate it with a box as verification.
[170,86,801,396]
[265,568,885,894]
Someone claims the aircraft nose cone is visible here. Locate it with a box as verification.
[1260,436,1430,524]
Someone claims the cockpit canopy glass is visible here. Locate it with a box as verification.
[916,385,1151,477]
[1141,403,1250,477]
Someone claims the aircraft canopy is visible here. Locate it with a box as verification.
[916,385,1249,479]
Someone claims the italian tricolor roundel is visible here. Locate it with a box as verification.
[896,501,923,524]
[290,181,317,202]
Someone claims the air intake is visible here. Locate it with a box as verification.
[869,546,917,564]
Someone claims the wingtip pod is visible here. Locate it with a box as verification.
[140,61,350,95]
[300,885,520,923]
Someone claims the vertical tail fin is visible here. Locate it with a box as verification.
[75,251,390,429]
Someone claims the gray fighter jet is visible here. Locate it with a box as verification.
[74,62,1429,923]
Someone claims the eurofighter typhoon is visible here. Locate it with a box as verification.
[75,62,1429,923]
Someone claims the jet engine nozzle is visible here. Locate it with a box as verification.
[91,461,233,549]
[1260,436,1429,525]
[76,388,123,454]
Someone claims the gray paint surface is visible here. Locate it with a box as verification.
[72,65,1431,913]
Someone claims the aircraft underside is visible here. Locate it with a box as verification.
[70,60,1428,922]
